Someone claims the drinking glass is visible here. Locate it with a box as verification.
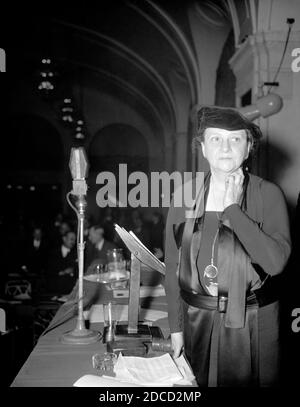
[93,263,106,282]
[106,248,128,289]
[92,352,117,371]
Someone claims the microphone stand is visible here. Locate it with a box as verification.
[61,149,100,345]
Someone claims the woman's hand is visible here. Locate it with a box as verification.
[171,331,184,358]
[223,168,244,209]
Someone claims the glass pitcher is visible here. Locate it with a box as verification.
[106,248,128,288]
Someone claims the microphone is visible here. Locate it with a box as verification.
[238,93,283,121]
[69,147,88,196]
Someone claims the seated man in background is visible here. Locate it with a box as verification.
[85,223,117,273]
[20,225,49,297]
[23,226,49,275]
[45,230,77,296]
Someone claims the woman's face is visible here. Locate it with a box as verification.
[201,127,250,174]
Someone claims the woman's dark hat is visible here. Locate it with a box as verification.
[197,106,263,142]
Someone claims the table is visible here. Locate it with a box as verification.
[11,280,170,387]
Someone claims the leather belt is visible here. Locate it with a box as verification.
[180,289,259,312]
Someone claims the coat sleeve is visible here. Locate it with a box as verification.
[224,181,291,276]
[164,201,185,333]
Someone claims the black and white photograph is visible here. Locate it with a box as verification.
[0,0,300,401]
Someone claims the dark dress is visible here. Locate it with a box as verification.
[164,173,291,387]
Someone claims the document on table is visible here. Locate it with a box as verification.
[114,353,183,386]
[73,354,195,387]
[73,375,144,387]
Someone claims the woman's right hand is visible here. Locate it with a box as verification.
[171,331,184,358]
[223,168,244,208]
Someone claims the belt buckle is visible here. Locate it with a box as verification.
[218,296,228,313]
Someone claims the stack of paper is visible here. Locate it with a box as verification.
[114,353,183,386]
[74,375,144,387]
[74,354,194,387]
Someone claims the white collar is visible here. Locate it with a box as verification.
[61,245,70,258]
[33,239,41,248]
[96,239,104,251]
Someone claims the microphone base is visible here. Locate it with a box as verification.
[61,327,101,345]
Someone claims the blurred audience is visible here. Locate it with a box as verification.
[130,210,151,247]
[48,213,63,246]
[83,217,92,238]
[23,226,49,275]
[59,221,71,237]
[44,230,77,296]
[48,213,72,248]
[102,207,116,242]
[0,208,165,298]
[85,223,116,272]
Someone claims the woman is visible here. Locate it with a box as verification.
[164,106,291,387]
